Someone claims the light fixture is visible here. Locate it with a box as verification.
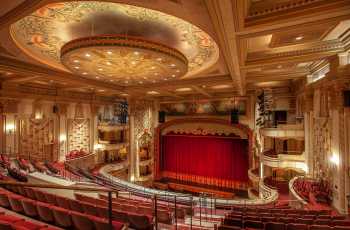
[59,134,66,142]
[74,66,79,69]
[147,91,160,95]
[61,35,188,84]
[82,72,88,75]
[277,65,282,69]
[95,76,100,79]
[211,84,232,89]
[5,123,15,135]
[330,154,339,166]
[175,87,192,92]
[171,74,175,77]
[295,36,303,41]
[73,60,79,63]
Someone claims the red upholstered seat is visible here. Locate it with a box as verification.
[334,227,350,230]
[0,220,12,230]
[90,216,125,230]
[261,216,276,222]
[265,222,286,230]
[286,223,308,230]
[314,219,331,226]
[0,215,23,223]
[95,206,109,219]
[51,206,72,228]
[112,210,128,223]
[333,216,347,220]
[81,202,98,216]
[0,193,10,208]
[21,199,38,217]
[127,213,152,230]
[36,202,54,223]
[11,220,46,230]
[55,196,70,209]
[309,225,332,230]
[224,218,242,228]
[70,211,94,230]
[243,220,264,230]
[8,195,24,213]
[43,193,56,206]
[24,188,36,200]
[218,225,241,230]
[17,187,27,196]
[333,220,350,226]
[69,199,84,212]
[296,218,313,225]
[34,190,47,203]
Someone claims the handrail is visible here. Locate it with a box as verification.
[0,180,113,192]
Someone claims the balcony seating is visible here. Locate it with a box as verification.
[0,211,55,230]
[51,206,72,228]
[44,161,59,174]
[21,199,39,217]
[8,194,24,213]
[70,211,95,230]
[36,202,55,223]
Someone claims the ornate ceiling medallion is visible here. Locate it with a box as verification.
[61,35,188,83]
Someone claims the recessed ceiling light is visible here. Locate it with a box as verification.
[143,77,148,80]
[151,66,156,70]
[49,80,53,83]
[147,91,160,95]
[98,68,103,71]
[211,84,232,89]
[295,36,303,41]
[175,87,192,92]
[82,72,88,75]
[73,60,79,63]
[121,93,129,97]
[74,66,80,69]
[277,65,282,69]
[156,58,162,61]
[124,80,129,84]
[154,73,159,76]
[170,63,176,67]
[131,61,136,65]
[134,51,140,55]
[85,53,91,57]
[164,78,168,81]
[5,72,12,75]
[152,80,156,83]
[106,51,112,55]
[171,74,176,77]
[139,81,143,84]
[175,69,180,73]
[202,85,206,88]
[95,77,100,79]
[106,61,112,65]
[110,79,114,82]
[98,89,105,92]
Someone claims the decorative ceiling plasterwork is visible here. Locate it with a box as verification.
[60,35,188,84]
[10,1,219,86]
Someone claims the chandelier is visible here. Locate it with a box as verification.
[61,35,188,85]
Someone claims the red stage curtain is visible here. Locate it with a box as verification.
[160,135,248,182]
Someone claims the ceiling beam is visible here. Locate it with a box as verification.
[205,0,245,95]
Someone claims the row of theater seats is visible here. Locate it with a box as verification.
[0,211,56,230]
[0,186,127,230]
[76,193,174,224]
[219,206,350,230]
[293,178,331,204]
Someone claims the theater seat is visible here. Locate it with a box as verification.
[333,220,350,226]
[0,193,10,208]
[0,215,23,224]
[334,227,350,230]
[55,196,70,209]
[265,222,286,230]
[0,220,11,230]
[43,193,57,206]
[11,220,46,230]
[70,212,94,230]
[36,202,55,223]
[286,223,308,230]
[24,188,37,200]
[90,216,125,230]
[8,195,24,213]
[34,190,47,203]
[243,220,264,230]
[218,225,241,230]
[223,218,242,228]
[128,213,152,230]
[52,207,72,228]
[21,199,38,217]
[69,199,84,212]
[309,225,332,230]
[112,210,128,223]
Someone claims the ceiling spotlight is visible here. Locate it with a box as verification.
[124,80,129,84]
[156,58,162,61]
[151,66,156,70]
[176,69,180,73]
[171,74,176,77]
[131,61,136,65]
[73,60,79,63]
[49,80,53,83]
[110,79,114,82]
[82,72,88,75]
[98,68,103,71]
[121,93,129,97]
[295,36,303,41]
[106,51,112,55]
[106,61,112,65]
[143,77,148,79]
[164,78,168,81]
[74,66,80,69]
[154,73,159,76]
[147,91,160,95]
[175,87,192,92]
[139,81,143,84]
[98,89,105,92]
[133,51,140,55]
[277,65,282,69]
[85,53,91,57]
[170,63,176,67]
[152,80,156,83]
[95,76,100,79]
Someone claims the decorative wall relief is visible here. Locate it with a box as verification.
[67,119,90,152]
[160,98,248,116]
[19,118,57,161]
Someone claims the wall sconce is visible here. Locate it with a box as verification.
[330,154,339,166]
[59,134,66,143]
[5,123,15,135]
[94,143,103,151]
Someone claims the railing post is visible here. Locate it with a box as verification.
[199,194,202,226]
[108,191,113,230]
[174,196,177,230]
[154,194,158,230]
[190,196,193,230]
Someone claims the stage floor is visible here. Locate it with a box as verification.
[153,178,248,199]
